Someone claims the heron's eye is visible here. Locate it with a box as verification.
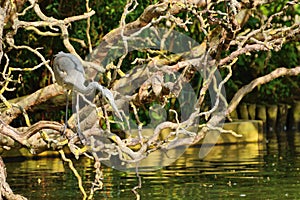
[59,70,68,76]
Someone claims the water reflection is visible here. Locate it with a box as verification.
[4,131,300,199]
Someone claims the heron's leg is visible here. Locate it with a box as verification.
[65,90,69,127]
[61,90,70,135]
[75,92,87,144]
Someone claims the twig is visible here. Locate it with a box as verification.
[132,165,141,200]
[85,0,92,53]
[59,150,87,200]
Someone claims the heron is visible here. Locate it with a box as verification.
[53,51,122,142]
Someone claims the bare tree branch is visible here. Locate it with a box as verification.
[227,66,300,115]
[1,84,64,124]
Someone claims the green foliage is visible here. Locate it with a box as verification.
[257,78,291,103]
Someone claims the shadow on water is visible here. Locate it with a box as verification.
[4,131,300,200]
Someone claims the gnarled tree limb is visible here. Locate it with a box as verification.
[227,66,300,115]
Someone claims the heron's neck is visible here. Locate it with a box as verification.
[74,81,102,94]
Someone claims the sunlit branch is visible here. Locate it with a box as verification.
[227,66,300,115]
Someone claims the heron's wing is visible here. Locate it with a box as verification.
[54,52,85,74]
[66,53,85,75]
[53,52,87,90]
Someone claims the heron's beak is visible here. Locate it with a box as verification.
[101,87,123,121]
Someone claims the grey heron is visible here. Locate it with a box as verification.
[53,51,122,142]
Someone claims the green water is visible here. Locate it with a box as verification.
[4,131,300,199]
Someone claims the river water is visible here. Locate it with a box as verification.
[4,131,300,199]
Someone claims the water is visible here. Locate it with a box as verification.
[4,131,300,199]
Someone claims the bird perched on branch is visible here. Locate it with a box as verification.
[53,52,122,140]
